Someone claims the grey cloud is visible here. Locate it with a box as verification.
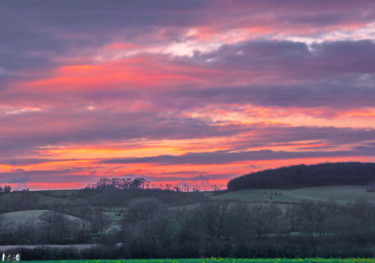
[196,40,375,78]
[7,177,29,184]
[98,149,357,165]
[1,0,374,77]
[0,168,94,184]
[146,173,234,182]
[175,79,375,110]
[0,108,248,157]
[224,125,375,151]
[0,158,75,166]
[0,0,211,75]
[98,125,375,165]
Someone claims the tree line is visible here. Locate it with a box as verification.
[2,198,375,259]
[85,177,148,190]
[86,177,195,192]
[116,199,375,258]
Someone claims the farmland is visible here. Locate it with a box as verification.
[212,185,375,204]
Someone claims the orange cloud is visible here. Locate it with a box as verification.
[25,56,221,92]
[342,109,375,117]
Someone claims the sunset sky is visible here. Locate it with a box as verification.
[1,0,375,190]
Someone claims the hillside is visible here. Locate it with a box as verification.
[213,185,375,204]
[0,210,87,226]
[227,162,375,191]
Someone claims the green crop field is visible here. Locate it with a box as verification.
[23,258,375,263]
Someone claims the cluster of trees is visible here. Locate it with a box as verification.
[228,162,375,190]
[5,199,375,259]
[0,188,207,246]
[86,177,195,192]
[0,210,112,245]
[0,185,12,193]
[0,191,40,213]
[114,199,375,258]
[86,177,148,190]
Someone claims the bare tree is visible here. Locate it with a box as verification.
[248,204,282,238]
[92,211,112,234]
[227,202,250,241]
[38,210,74,243]
[199,201,230,239]
[285,205,300,232]
[131,178,146,189]
[38,211,55,243]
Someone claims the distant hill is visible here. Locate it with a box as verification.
[227,162,375,191]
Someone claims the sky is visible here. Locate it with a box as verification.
[1,0,375,191]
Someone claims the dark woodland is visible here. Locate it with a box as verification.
[228,162,375,190]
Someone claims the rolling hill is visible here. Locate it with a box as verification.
[0,210,88,226]
[227,162,375,191]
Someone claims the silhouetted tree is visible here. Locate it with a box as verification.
[130,178,146,189]
[3,185,12,193]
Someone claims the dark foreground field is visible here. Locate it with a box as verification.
[24,258,375,263]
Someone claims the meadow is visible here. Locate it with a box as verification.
[24,258,375,263]
[212,186,375,204]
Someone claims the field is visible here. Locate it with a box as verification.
[0,210,49,225]
[24,258,375,263]
[212,186,375,204]
[0,210,87,226]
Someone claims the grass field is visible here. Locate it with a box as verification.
[212,186,375,204]
[23,258,375,263]
[0,210,49,224]
[0,210,86,226]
